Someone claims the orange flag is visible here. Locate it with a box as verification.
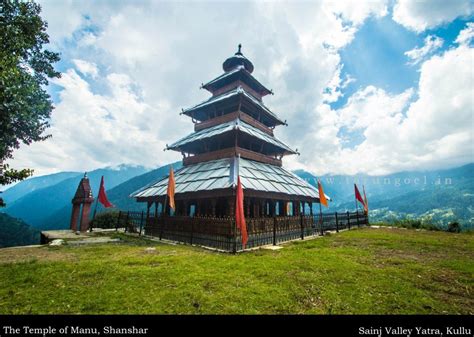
[363,185,369,214]
[318,179,328,207]
[167,167,175,210]
[235,176,248,248]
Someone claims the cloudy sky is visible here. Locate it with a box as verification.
[8,0,474,177]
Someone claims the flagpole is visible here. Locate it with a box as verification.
[92,196,99,220]
[319,200,323,236]
[163,194,168,217]
[354,184,358,212]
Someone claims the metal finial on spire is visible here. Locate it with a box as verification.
[237,43,242,54]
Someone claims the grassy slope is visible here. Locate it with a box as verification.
[0,228,472,314]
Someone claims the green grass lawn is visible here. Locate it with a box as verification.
[0,227,472,314]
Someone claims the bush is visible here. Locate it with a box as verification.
[447,221,461,233]
[89,211,120,230]
[392,219,441,231]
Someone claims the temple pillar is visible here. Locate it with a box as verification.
[269,200,275,216]
[196,200,201,216]
[211,199,217,216]
[244,198,250,217]
[228,197,235,216]
[146,201,152,218]
[183,200,189,216]
[80,203,92,232]
[70,204,81,232]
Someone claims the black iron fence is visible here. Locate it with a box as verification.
[98,210,368,252]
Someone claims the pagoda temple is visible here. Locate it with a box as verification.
[131,45,325,218]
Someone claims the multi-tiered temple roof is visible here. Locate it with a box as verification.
[132,45,324,217]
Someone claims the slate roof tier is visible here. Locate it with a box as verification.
[131,157,327,202]
[166,118,297,155]
[181,86,285,127]
[202,66,272,97]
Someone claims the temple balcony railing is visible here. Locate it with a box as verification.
[183,146,282,166]
[194,110,274,136]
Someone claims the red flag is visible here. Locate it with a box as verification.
[354,184,365,208]
[98,176,114,208]
[235,176,248,248]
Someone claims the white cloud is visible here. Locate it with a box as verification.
[8,69,180,176]
[297,38,474,175]
[39,0,85,42]
[72,59,99,78]
[393,0,473,32]
[8,1,473,178]
[13,1,389,176]
[405,35,444,65]
[324,0,388,26]
[455,22,474,45]
[338,86,414,131]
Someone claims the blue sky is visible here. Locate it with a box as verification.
[7,0,474,177]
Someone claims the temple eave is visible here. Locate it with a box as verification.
[136,189,319,203]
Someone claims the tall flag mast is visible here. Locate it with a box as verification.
[317,179,328,235]
[354,183,366,212]
[235,176,248,248]
[164,166,176,215]
[92,176,114,220]
[363,185,369,215]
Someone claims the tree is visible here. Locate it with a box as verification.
[0,0,60,197]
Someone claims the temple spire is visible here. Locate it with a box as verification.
[223,44,254,73]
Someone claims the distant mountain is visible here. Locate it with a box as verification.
[4,161,473,232]
[43,162,182,230]
[1,171,81,204]
[0,213,40,248]
[107,161,182,211]
[295,163,474,228]
[4,165,149,230]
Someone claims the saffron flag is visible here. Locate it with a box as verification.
[363,185,369,214]
[318,179,328,207]
[167,167,176,210]
[354,184,366,208]
[235,176,248,248]
[98,176,114,208]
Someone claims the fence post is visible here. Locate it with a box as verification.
[273,216,277,246]
[159,215,164,241]
[300,214,304,240]
[347,211,350,230]
[190,218,194,245]
[335,212,339,233]
[356,210,360,228]
[139,211,144,236]
[116,211,121,231]
[320,214,324,236]
[124,211,130,233]
[233,218,237,254]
